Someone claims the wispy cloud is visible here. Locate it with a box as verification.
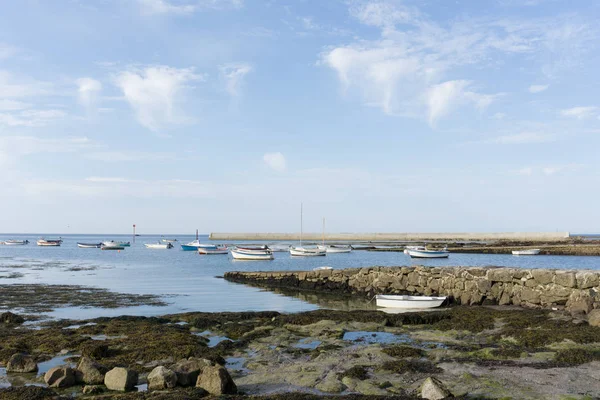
[0,109,67,127]
[136,0,243,15]
[0,43,18,60]
[263,152,286,172]
[528,84,549,93]
[0,70,53,98]
[114,65,204,132]
[85,177,130,183]
[0,136,92,165]
[492,131,557,144]
[560,106,598,119]
[76,77,102,115]
[513,164,582,176]
[220,63,252,98]
[85,151,175,162]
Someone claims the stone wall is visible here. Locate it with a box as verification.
[210,232,570,242]
[224,266,600,314]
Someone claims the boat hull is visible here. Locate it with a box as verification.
[145,244,173,249]
[290,247,326,256]
[181,244,200,251]
[37,240,62,247]
[375,295,446,309]
[512,249,541,255]
[326,246,352,253]
[407,249,449,258]
[101,246,124,250]
[198,247,228,255]
[77,243,101,248]
[231,249,274,260]
[3,240,29,245]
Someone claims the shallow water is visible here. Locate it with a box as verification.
[1,234,600,319]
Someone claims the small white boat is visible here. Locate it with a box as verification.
[313,266,333,271]
[512,249,541,256]
[325,245,352,253]
[102,241,130,247]
[198,245,228,255]
[407,248,449,259]
[403,245,426,255]
[231,247,274,260]
[145,242,173,249]
[375,295,447,309]
[290,246,327,257]
[101,244,124,250]
[77,242,101,248]
[161,238,178,243]
[37,239,62,247]
[3,240,29,246]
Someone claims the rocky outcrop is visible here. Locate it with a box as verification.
[147,366,178,390]
[104,367,138,391]
[196,365,237,395]
[6,353,37,373]
[420,377,452,399]
[44,366,76,388]
[0,312,24,324]
[171,358,213,387]
[225,266,600,314]
[76,357,108,384]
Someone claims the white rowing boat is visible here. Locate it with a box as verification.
[145,242,174,249]
[231,247,274,260]
[3,240,29,246]
[375,295,446,309]
[403,245,425,254]
[290,246,326,256]
[406,248,449,259]
[325,245,352,253]
[198,245,228,255]
[37,239,62,247]
[77,242,101,248]
[512,249,541,255]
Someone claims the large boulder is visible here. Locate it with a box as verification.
[76,357,108,384]
[6,353,38,373]
[588,309,600,327]
[44,366,76,388]
[171,358,213,387]
[104,367,138,391]
[420,377,452,400]
[147,366,178,390]
[196,365,237,395]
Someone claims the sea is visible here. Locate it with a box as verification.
[2,233,600,320]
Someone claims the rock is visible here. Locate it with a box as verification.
[81,343,109,359]
[567,290,594,314]
[171,358,213,387]
[76,357,108,384]
[576,271,599,289]
[104,367,138,391]
[420,377,452,400]
[6,353,38,373]
[83,385,105,394]
[315,373,345,393]
[555,271,577,288]
[147,366,178,390]
[588,309,600,327]
[44,366,76,388]
[531,269,554,285]
[0,312,24,324]
[196,365,237,395]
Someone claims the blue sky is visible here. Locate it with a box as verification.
[1,0,599,234]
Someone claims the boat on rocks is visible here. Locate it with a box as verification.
[77,242,101,248]
[37,239,62,247]
[145,242,174,249]
[3,240,29,245]
[406,248,449,259]
[512,249,541,255]
[198,245,228,255]
[231,246,274,260]
[375,295,447,309]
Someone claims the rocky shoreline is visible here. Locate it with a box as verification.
[2,305,600,399]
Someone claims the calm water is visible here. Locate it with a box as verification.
[2,234,600,320]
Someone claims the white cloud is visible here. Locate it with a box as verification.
[0,109,67,127]
[492,131,556,144]
[0,136,92,165]
[560,106,598,119]
[76,78,102,114]
[85,177,130,183]
[0,44,18,60]
[136,0,243,15]
[220,63,252,98]
[85,151,175,162]
[492,112,507,120]
[114,65,203,131]
[321,2,595,122]
[528,84,549,93]
[0,70,53,98]
[514,164,582,176]
[0,100,31,111]
[516,167,533,176]
[263,152,286,172]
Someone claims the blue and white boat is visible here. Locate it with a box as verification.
[181,240,203,251]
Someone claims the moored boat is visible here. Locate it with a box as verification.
[181,240,203,251]
[270,244,291,252]
[161,238,178,243]
[406,248,449,259]
[231,247,274,260]
[101,244,124,250]
[313,266,333,271]
[198,245,228,255]
[325,245,352,253]
[512,249,541,256]
[102,241,130,247]
[77,242,101,248]
[375,295,447,309]
[145,242,173,249]
[290,246,326,256]
[403,245,426,255]
[3,240,29,246]
[37,239,62,247]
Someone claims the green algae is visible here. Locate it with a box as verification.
[382,345,424,358]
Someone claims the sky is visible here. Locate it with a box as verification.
[1,0,599,234]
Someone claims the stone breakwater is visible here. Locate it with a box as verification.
[224,266,600,314]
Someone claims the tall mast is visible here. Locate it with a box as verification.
[300,203,303,246]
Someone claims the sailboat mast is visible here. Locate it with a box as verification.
[300,203,303,246]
